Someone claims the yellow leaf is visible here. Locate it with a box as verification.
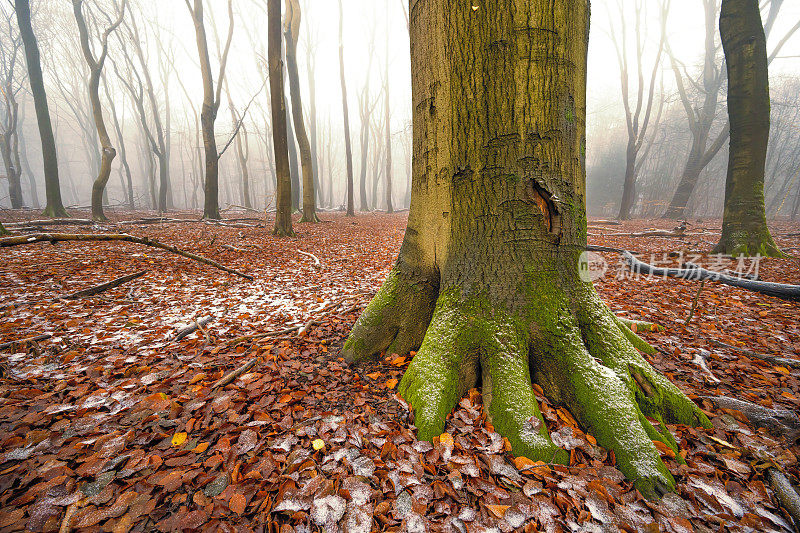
[385,378,398,389]
[438,432,453,448]
[192,442,210,453]
[775,366,790,375]
[312,439,326,451]
[171,432,187,447]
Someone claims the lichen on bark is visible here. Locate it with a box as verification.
[343,0,710,499]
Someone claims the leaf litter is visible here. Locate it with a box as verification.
[0,211,798,531]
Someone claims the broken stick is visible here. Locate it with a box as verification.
[298,249,322,269]
[0,333,52,351]
[172,316,214,342]
[60,270,147,300]
[0,233,253,280]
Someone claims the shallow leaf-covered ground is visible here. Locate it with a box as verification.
[0,211,798,532]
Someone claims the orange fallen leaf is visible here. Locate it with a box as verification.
[652,440,676,458]
[229,493,246,514]
[366,372,381,379]
[193,442,210,453]
[277,394,292,404]
[389,356,406,366]
[486,504,509,519]
[438,432,453,448]
[385,378,398,389]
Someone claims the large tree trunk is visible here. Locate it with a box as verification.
[338,0,355,216]
[284,95,301,211]
[268,0,294,237]
[714,0,782,256]
[284,0,318,223]
[343,0,709,499]
[14,0,67,218]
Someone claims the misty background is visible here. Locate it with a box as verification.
[1,0,799,218]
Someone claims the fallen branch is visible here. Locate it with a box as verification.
[298,249,322,269]
[0,333,52,351]
[0,233,254,280]
[61,270,147,300]
[624,251,800,301]
[221,244,248,252]
[702,395,800,440]
[766,468,800,530]
[211,357,261,390]
[172,316,214,342]
[4,218,96,228]
[711,339,800,370]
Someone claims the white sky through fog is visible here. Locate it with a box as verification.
[150,0,800,134]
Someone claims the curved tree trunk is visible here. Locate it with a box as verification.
[14,0,67,218]
[714,0,782,257]
[284,0,318,223]
[268,0,294,237]
[72,0,126,222]
[338,0,355,216]
[343,0,709,499]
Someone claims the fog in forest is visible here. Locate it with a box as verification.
[0,0,798,219]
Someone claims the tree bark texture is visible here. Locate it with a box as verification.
[268,0,295,237]
[714,0,782,257]
[342,0,710,498]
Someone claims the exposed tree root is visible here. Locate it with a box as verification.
[345,275,711,499]
[711,339,800,370]
[767,468,800,530]
[702,395,800,441]
[297,250,322,269]
[0,334,52,351]
[624,251,800,301]
[0,233,254,280]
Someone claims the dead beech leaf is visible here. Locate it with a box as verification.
[486,504,509,519]
[385,378,398,389]
[229,493,246,515]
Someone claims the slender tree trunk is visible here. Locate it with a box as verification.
[343,0,710,499]
[14,0,67,217]
[72,0,126,221]
[187,0,233,220]
[714,0,782,256]
[338,0,355,216]
[104,80,135,210]
[284,0,318,223]
[268,0,294,236]
[285,95,300,211]
[18,127,40,209]
[358,92,370,211]
[384,8,394,215]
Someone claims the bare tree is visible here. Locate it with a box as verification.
[338,0,354,216]
[184,0,234,220]
[357,42,378,212]
[71,0,127,220]
[383,1,393,214]
[102,73,134,209]
[0,5,24,208]
[284,0,317,222]
[610,0,669,220]
[14,0,68,217]
[267,0,294,236]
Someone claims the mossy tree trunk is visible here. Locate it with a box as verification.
[343,0,710,498]
[0,221,8,236]
[268,0,295,237]
[714,0,783,257]
[284,0,318,223]
[15,0,67,218]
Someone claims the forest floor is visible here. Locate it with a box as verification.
[0,210,799,533]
